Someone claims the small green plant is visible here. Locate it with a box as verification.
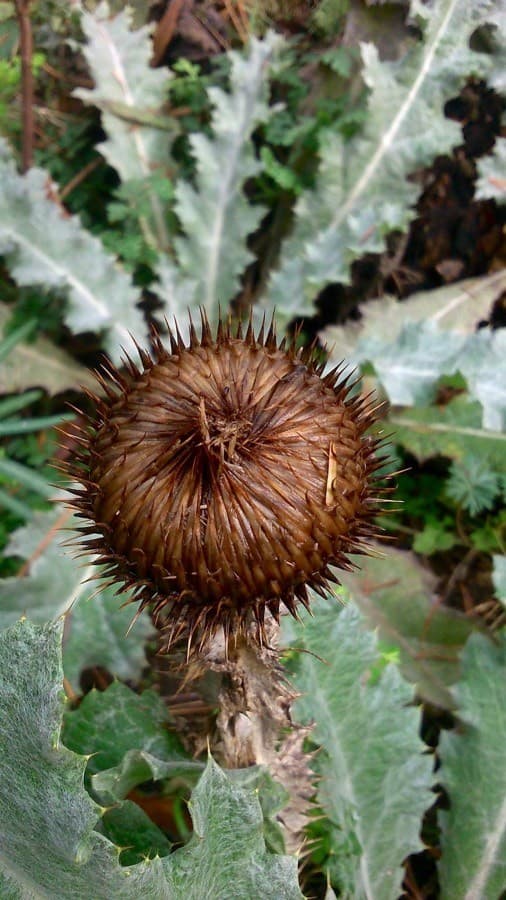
[0,320,70,521]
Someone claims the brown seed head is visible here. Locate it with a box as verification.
[64,314,389,652]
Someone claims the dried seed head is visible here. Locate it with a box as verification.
[65,315,388,652]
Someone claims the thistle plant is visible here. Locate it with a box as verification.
[64,314,387,656]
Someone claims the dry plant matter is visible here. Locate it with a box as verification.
[63,313,389,655]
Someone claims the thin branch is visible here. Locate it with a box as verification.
[15,0,35,172]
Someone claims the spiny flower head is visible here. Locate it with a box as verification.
[64,314,389,653]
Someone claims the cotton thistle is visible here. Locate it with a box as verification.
[64,314,388,654]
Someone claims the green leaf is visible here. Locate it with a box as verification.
[476,137,506,203]
[0,507,155,688]
[63,682,183,774]
[457,328,506,431]
[412,522,458,555]
[0,142,147,364]
[0,456,54,497]
[0,302,98,395]
[98,800,172,866]
[286,600,434,899]
[492,555,506,608]
[62,682,201,803]
[446,453,501,515]
[345,275,506,428]
[390,396,506,471]
[168,756,303,899]
[361,320,465,406]
[75,2,174,254]
[338,549,475,709]
[156,32,281,329]
[262,0,500,323]
[0,618,125,897]
[0,619,302,898]
[438,632,506,898]
[63,579,155,694]
[324,270,506,364]
[0,509,84,627]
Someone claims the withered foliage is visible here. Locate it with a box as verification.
[63,314,389,653]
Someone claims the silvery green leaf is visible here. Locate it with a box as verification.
[286,600,434,900]
[0,507,155,689]
[0,302,98,395]
[0,509,82,628]
[438,632,506,898]
[167,756,303,900]
[484,8,506,92]
[389,396,506,472]
[322,271,506,426]
[0,620,301,899]
[262,0,501,325]
[156,32,281,327]
[338,549,475,710]
[360,320,465,406]
[492,555,506,608]
[0,143,147,364]
[75,1,174,252]
[476,137,506,203]
[456,328,506,431]
[63,681,202,804]
[323,269,506,363]
[63,579,155,693]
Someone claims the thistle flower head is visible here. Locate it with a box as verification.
[65,314,388,652]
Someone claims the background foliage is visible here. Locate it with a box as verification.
[0,0,504,897]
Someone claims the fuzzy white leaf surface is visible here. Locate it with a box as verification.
[286,600,434,900]
[439,632,506,899]
[492,555,506,608]
[0,620,301,899]
[323,271,506,425]
[0,507,155,690]
[75,1,173,252]
[0,144,147,364]
[476,137,506,204]
[155,32,281,327]
[262,0,500,325]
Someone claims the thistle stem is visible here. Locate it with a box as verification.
[184,617,314,853]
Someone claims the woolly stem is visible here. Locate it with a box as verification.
[182,616,314,853]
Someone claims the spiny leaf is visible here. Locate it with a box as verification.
[338,549,475,709]
[0,142,147,364]
[0,619,302,898]
[0,507,155,689]
[360,320,465,406]
[167,756,303,900]
[438,631,506,899]
[285,599,434,900]
[75,1,174,253]
[323,270,506,363]
[262,0,500,324]
[331,269,506,420]
[156,32,281,329]
[62,682,202,804]
[456,327,506,431]
[98,800,172,866]
[322,271,506,421]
